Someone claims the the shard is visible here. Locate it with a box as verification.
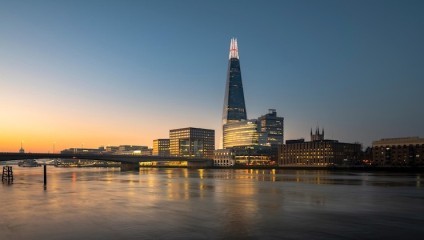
[222,38,247,125]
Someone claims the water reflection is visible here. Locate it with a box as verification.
[1,167,423,239]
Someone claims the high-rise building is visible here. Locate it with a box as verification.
[153,139,170,156]
[169,127,215,158]
[258,109,284,147]
[222,38,247,125]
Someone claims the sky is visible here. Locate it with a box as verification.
[1,0,423,152]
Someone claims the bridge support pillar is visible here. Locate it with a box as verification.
[121,162,139,171]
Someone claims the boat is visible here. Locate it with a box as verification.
[18,159,41,167]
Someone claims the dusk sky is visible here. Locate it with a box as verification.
[1,0,423,152]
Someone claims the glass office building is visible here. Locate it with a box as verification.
[222,38,247,125]
[223,120,267,149]
[169,127,215,158]
[258,109,284,147]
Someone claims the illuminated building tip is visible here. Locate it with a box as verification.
[229,38,239,59]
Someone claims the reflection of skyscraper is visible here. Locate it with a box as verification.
[222,38,247,125]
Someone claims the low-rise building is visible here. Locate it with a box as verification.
[372,137,424,166]
[213,149,235,167]
[278,128,361,167]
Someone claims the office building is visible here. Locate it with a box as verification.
[223,119,266,149]
[279,129,361,166]
[153,139,170,156]
[372,137,424,166]
[170,127,215,158]
[258,109,284,146]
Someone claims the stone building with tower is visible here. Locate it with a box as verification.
[279,128,361,167]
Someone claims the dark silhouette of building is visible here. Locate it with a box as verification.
[310,127,324,141]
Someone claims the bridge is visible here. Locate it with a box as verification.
[0,152,213,170]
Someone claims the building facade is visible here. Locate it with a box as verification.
[258,109,284,147]
[153,139,170,157]
[169,127,215,158]
[372,137,424,166]
[222,38,247,126]
[223,119,266,149]
[279,130,361,166]
[213,149,235,167]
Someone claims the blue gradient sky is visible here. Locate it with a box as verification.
[1,0,423,151]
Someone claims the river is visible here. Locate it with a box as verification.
[1,167,423,239]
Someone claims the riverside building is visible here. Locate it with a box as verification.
[372,137,424,166]
[213,149,235,167]
[223,119,266,149]
[153,139,170,157]
[278,128,361,167]
[169,127,215,159]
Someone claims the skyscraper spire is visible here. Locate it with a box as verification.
[229,38,239,59]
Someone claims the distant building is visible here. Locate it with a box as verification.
[279,129,361,166]
[153,139,170,156]
[169,127,215,158]
[105,146,119,153]
[258,109,284,147]
[101,145,150,155]
[61,148,103,154]
[310,127,324,141]
[213,149,235,167]
[19,142,25,153]
[117,145,150,155]
[372,137,424,166]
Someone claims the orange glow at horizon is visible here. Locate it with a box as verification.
[0,105,165,152]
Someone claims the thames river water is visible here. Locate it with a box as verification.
[1,167,423,239]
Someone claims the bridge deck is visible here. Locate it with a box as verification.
[0,152,212,163]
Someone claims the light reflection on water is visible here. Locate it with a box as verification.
[1,167,423,239]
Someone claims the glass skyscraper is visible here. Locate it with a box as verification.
[222,38,247,125]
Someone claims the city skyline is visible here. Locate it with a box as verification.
[1,0,423,152]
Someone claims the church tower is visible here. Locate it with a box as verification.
[310,127,324,141]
